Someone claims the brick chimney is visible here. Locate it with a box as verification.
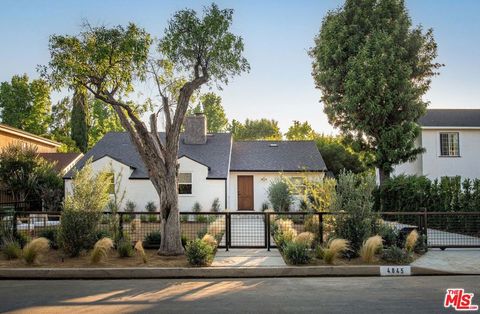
[184,113,207,145]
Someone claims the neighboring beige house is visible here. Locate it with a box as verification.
[393,109,480,180]
[65,115,327,212]
[0,123,60,153]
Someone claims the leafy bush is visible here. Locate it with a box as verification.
[140,214,148,222]
[181,234,188,248]
[333,171,376,255]
[1,238,21,260]
[192,202,202,212]
[145,201,157,212]
[273,219,297,249]
[185,239,214,266]
[23,237,50,264]
[268,178,293,211]
[381,246,411,264]
[14,232,29,248]
[211,198,221,212]
[318,238,349,265]
[90,237,113,264]
[195,215,207,223]
[261,201,270,211]
[374,222,398,247]
[38,229,58,249]
[58,160,110,257]
[117,239,134,258]
[283,242,311,265]
[143,231,161,247]
[148,214,158,222]
[359,235,383,263]
[123,200,136,223]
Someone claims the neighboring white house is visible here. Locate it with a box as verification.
[393,109,480,180]
[64,114,327,212]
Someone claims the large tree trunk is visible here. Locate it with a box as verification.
[156,168,184,256]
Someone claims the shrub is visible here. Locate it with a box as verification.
[117,239,134,258]
[185,239,214,266]
[374,222,398,247]
[382,246,412,264]
[144,231,161,247]
[1,239,21,260]
[333,171,376,255]
[58,160,110,257]
[294,232,315,247]
[415,234,428,254]
[211,198,221,212]
[201,234,217,248]
[359,235,383,263]
[304,215,319,234]
[140,214,148,223]
[405,230,419,253]
[23,237,50,264]
[14,232,29,248]
[195,215,207,223]
[268,178,293,211]
[38,229,58,249]
[273,219,298,248]
[134,241,148,263]
[130,218,141,234]
[319,238,349,265]
[192,202,202,212]
[148,214,158,222]
[283,242,312,265]
[261,201,269,211]
[90,237,114,264]
[145,201,157,212]
[123,200,136,223]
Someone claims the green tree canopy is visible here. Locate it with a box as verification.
[0,74,51,135]
[286,120,316,140]
[315,135,369,176]
[188,92,228,132]
[44,3,249,255]
[230,118,282,140]
[310,0,442,184]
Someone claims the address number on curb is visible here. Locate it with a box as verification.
[380,266,411,276]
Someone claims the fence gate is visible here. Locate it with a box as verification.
[227,212,267,248]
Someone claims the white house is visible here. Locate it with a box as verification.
[64,114,327,212]
[393,109,480,180]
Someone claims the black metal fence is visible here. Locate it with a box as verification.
[0,210,479,250]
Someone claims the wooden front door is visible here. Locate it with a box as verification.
[237,176,254,210]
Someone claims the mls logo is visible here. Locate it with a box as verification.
[444,289,478,311]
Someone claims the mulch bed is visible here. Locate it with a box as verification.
[0,249,189,268]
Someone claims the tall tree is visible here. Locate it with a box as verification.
[188,92,228,132]
[315,135,369,176]
[71,87,89,152]
[49,97,78,152]
[44,4,249,255]
[310,0,442,185]
[286,120,316,140]
[230,118,282,140]
[0,74,51,135]
[88,98,124,148]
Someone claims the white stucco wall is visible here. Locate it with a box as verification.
[64,156,226,212]
[393,128,480,180]
[228,172,325,211]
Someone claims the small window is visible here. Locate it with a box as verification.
[106,172,115,194]
[290,176,305,195]
[178,173,192,195]
[440,132,460,157]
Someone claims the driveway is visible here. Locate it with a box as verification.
[0,276,478,313]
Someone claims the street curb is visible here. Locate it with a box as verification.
[0,265,462,279]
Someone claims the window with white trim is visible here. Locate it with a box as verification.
[178,173,192,195]
[440,132,460,157]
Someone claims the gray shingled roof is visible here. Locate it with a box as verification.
[64,132,232,179]
[419,109,480,127]
[230,141,327,172]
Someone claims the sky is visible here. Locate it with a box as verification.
[1,0,479,135]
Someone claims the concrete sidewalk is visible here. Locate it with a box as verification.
[411,249,480,274]
[211,249,286,267]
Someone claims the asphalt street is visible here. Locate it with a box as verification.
[0,276,478,313]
